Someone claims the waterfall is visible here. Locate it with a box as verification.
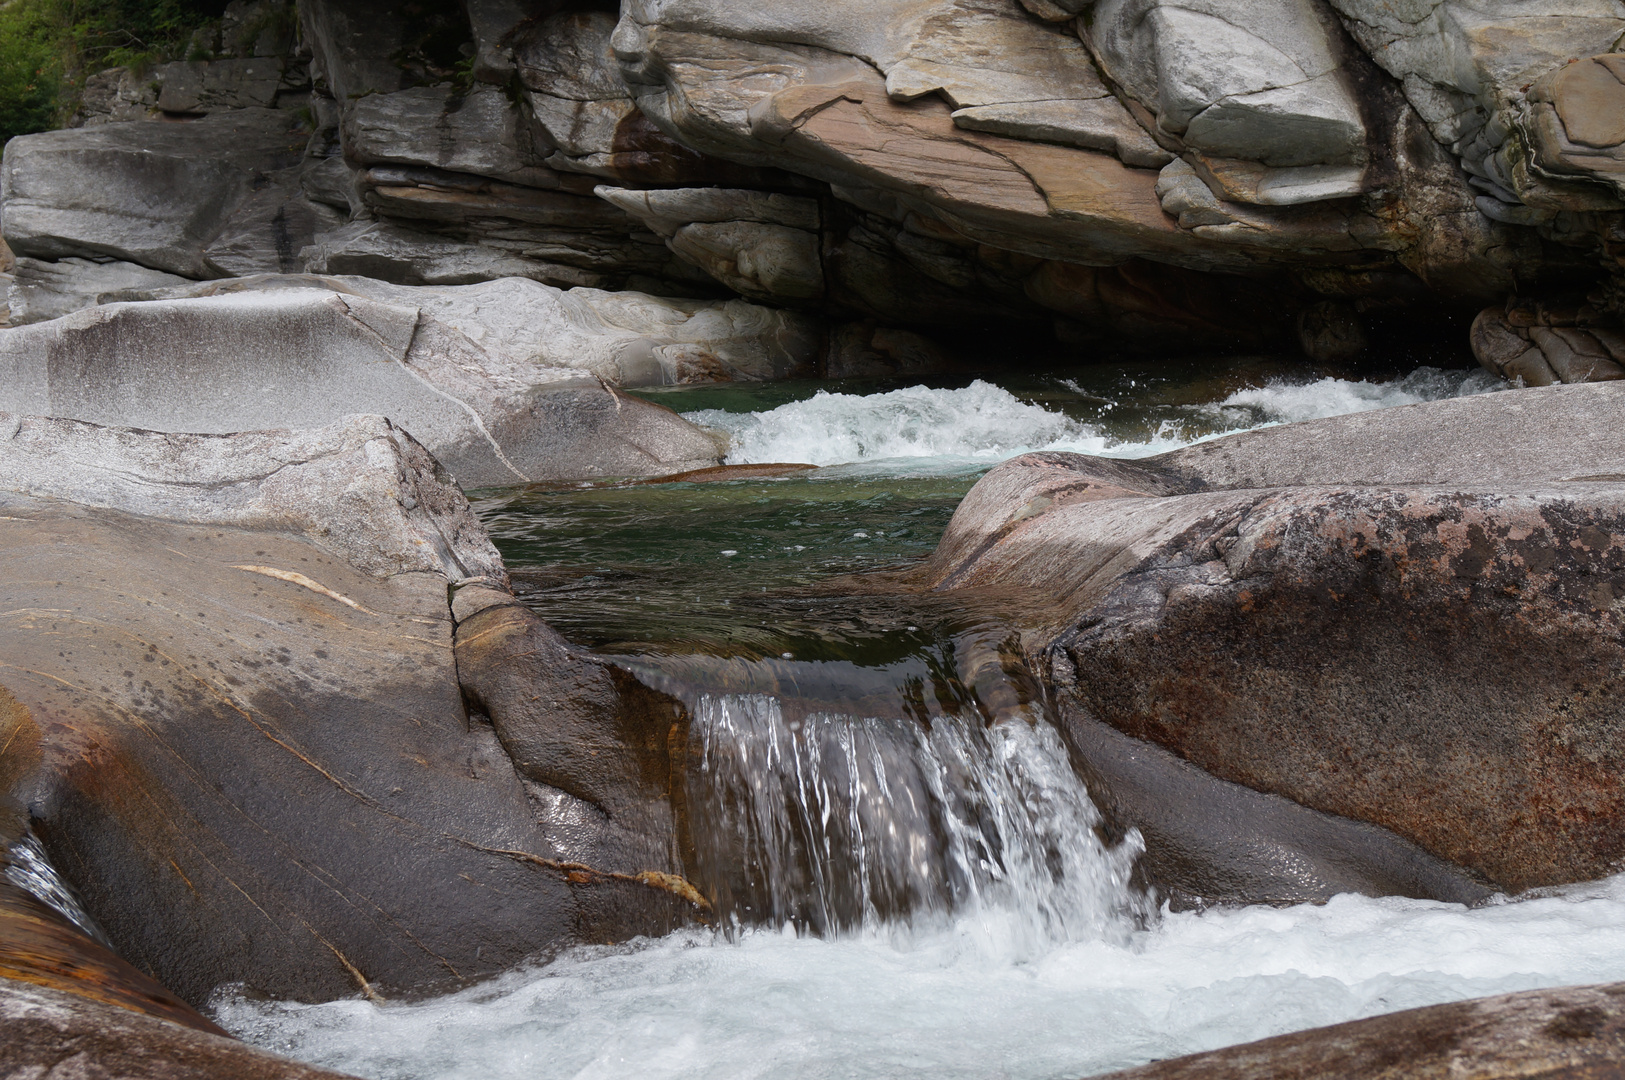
[680,687,1147,945]
[4,830,114,947]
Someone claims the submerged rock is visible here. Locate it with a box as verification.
[0,414,703,1004]
[926,383,1625,896]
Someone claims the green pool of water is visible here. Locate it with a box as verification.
[471,468,974,661]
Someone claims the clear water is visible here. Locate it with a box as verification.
[476,365,1502,652]
[217,362,1598,1080]
[675,687,1145,941]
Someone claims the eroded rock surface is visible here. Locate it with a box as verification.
[0,108,324,280]
[0,414,703,1004]
[926,383,1625,893]
[3,0,1620,365]
[0,278,742,486]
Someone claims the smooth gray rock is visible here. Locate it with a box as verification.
[515,11,641,177]
[668,221,825,303]
[1328,0,1625,212]
[0,283,729,486]
[342,84,558,188]
[155,58,284,112]
[596,186,822,237]
[298,153,364,214]
[0,414,703,1003]
[203,168,346,278]
[0,412,503,581]
[5,256,191,325]
[598,186,826,302]
[616,0,1174,169]
[1089,0,1369,200]
[301,220,604,288]
[1151,381,1625,489]
[0,109,309,279]
[347,163,689,288]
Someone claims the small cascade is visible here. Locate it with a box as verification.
[686,696,1144,943]
[4,830,114,947]
[632,632,1147,945]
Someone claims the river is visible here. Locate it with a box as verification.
[210,360,1625,1080]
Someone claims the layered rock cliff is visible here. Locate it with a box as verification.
[2,0,1622,379]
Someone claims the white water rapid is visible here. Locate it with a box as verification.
[212,365,1625,1080]
[683,695,1145,944]
[684,369,1505,468]
[217,872,1625,1080]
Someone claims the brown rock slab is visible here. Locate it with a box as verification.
[0,414,697,1005]
[1094,982,1625,1080]
[1,978,358,1080]
[0,871,224,1035]
[925,384,1625,892]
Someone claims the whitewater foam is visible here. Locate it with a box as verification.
[684,695,1144,945]
[217,874,1625,1080]
[1206,367,1506,425]
[685,369,1505,469]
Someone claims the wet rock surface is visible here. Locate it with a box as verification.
[0,0,1623,1075]
[0,414,702,1005]
[1093,981,1625,1080]
[1,979,358,1080]
[927,384,1625,894]
[0,803,226,1036]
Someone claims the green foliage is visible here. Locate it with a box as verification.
[0,0,225,146]
[0,1,62,144]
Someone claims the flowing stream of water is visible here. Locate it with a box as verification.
[211,362,1625,1080]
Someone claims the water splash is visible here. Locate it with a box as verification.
[685,370,1505,468]
[214,875,1625,1080]
[1205,367,1506,425]
[686,694,1144,948]
[685,380,1183,467]
[4,831,113,947]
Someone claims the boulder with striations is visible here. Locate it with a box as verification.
[924,382,1625,895]
[0,273,836,486]
[0,413,706,1005]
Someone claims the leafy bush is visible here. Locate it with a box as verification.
[0,0,227,145]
